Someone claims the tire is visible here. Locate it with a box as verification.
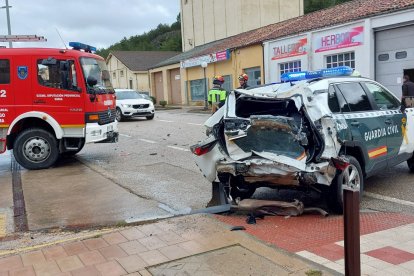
[146,114,154,120]
[328,155,364,214]
[13,128,59,170]
[407,155,414,173]
[116,107,123,122]
[229,175,256,200]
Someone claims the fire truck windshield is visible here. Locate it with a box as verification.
[80,57,114,94]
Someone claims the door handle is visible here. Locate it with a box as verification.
[350,121,360,127]
[385,119,393,125]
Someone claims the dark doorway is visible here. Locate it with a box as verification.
[403,69,414,82]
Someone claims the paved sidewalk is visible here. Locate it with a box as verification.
[0,214,335,276]
[218,212,414,275]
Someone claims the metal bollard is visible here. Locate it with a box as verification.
[343,187,361,276]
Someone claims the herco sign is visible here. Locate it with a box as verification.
[315,26,364,53]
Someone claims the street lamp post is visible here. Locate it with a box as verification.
[2,0,12,48]
[201,62,208,110]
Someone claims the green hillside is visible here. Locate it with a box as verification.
[304,0,352,14]
[96,14,182,58]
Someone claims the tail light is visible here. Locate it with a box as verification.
[190,140,217,156]
[331,156,350,171]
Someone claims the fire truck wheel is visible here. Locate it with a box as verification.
[407,154,414,173]
[14,128,59,170]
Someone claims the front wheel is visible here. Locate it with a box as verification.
[13,128,59,170]
[146,114,154,120]
[328,155,364,213]
[407,155,414,173]
[116,108,123,122]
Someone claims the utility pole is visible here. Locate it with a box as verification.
[2,0,12,48]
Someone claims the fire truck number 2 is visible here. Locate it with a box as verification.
[0,90,6,98]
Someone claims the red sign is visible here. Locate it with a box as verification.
[271,38,307,60]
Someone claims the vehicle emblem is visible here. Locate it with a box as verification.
[17,66,28,80]
[108,108,112,117]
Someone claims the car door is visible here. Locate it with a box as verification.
[335,81,388,175]
[34,56,84,127]
[362,81,409,167]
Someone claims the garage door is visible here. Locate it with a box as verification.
[375,25,414,98]
[154,72,164,102]
[169,69,182,105]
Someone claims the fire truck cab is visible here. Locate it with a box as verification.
[0,42,118,170]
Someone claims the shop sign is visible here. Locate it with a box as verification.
[315,26,364,53]
[180,49,230,69]
[271,37,307,60]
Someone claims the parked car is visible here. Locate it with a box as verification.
[191,67,414,213]
[114,89,155,121]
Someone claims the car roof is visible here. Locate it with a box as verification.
[114,89,138,92]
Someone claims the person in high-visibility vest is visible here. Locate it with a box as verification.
[208,75,227,113]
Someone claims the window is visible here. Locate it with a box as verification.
[222,75,232,92]
[244,67,261,87]
[190,78,207,101]
[364,82,399,110]
[0,59,10,84]
[37,58,78,91]
[120,70,124,77]
[112,72,116,78]
[328,85,350,113]
[279,60,302,76]
[336,82,371,112]
[395,51,407,59]
[378,54,389,61]
[129,79,133,89]
[326,52,355,69]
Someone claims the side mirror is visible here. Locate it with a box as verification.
[87,75,97,87]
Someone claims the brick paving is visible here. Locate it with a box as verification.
[217,212,414,275]
[0,215,331,276]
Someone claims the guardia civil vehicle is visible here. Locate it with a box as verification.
[191,67,414,212]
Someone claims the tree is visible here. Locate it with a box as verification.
[304,0,352,14]
[96,14,182,58]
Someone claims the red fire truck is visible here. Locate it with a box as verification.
[0,42,118,170]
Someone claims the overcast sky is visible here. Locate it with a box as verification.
[0,0,180,49]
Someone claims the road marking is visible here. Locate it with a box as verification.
[167,146,190,152]
[364,192,414,207]
[119,134,132,138]
[0,213,6,238]
[157,120,174,123]
[139,139,157,144]
[187,123,203,126]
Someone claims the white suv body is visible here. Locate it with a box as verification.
[114,89,155,121]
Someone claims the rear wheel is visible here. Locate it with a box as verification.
[13,128,59,170]
[116,108,123,122]
[146,114,154,120]
[407,155,414,173]
[229,175,256,200]
[328,155,364,213]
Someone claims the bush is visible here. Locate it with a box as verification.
[159,100,167,107]
[150,96,157,104]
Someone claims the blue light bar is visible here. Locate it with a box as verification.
[281,66,354,82]
[69,42,97,53]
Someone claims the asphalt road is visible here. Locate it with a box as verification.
[1,109,414,234]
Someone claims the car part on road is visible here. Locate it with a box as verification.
[231,199,329,217]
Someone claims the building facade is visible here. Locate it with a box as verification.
[106,51,179,92]
[180,0,304,52]
[263,3,414,98]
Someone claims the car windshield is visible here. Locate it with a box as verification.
[139,94,151,100]
[116,91,144,100]
[80,57,114,94]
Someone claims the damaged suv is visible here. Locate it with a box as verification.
[191,67,414,212]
